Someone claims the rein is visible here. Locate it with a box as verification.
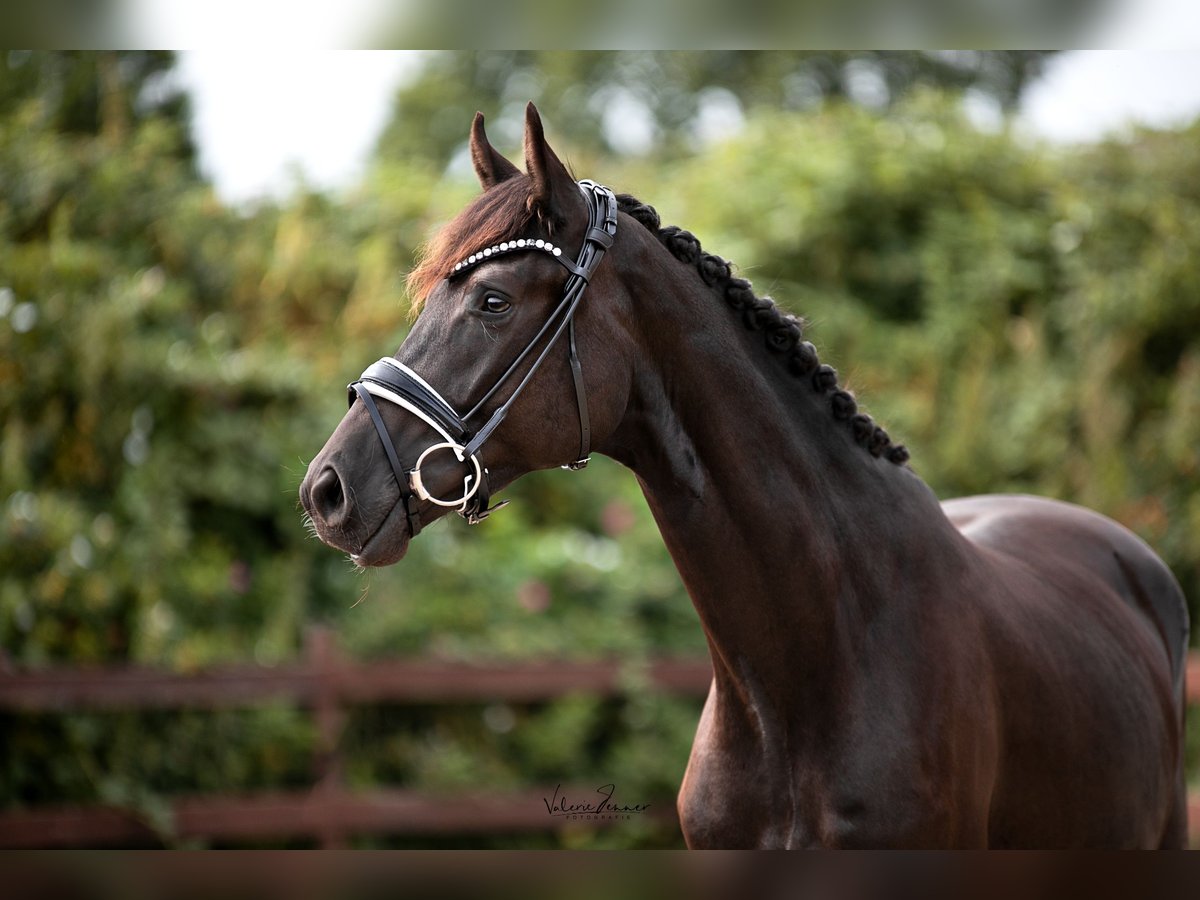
[347,180,618,537]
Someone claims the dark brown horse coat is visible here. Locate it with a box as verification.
[300,105,1190,848]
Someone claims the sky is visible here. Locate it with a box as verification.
[170,44,1200,204]
[1021,50,1200,141]
[175,51,425,202]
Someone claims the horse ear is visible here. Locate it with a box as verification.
[523,102,578,227]
[470,112,521,190]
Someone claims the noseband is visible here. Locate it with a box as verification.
[347,180,618,538]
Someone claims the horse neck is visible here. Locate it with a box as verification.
[599,243,970,721]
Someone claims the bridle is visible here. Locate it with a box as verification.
[347,180,618,538]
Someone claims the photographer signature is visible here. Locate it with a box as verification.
[543,783,651,819]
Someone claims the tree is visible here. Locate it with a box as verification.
[0,51,195,163]
[374,51,1055,170]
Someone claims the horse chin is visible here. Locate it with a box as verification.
[350,500,413,568]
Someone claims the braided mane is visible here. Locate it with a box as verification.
[615,194,910,466]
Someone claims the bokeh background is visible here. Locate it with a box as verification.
[2,50,1198,848]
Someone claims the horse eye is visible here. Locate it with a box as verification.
[483,295,511,314]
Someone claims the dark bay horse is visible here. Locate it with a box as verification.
[300,104,1190,848]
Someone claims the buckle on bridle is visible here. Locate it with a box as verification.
[561,457,590,471]
[462,498,510,525]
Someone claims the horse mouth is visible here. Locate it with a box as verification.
[351,498,413,568]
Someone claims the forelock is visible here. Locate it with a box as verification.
[406,177,536,312]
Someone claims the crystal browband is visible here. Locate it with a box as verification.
[452,238,564,275]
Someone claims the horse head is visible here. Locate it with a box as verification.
[300,103,639,566]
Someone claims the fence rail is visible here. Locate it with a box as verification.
[0,654,715,711]
[0,786,683,850]
[1,630,1197,848]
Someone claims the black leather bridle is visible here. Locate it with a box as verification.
[347,180,618,538]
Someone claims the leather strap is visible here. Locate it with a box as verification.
[351,383,422,537]
[565,316,590,469]
[553,255,592,280]
[352,359,466,441]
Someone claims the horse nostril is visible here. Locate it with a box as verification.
[310,465,349,525]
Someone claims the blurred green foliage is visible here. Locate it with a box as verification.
[376,51,1053,169]
[1,52,1197,847]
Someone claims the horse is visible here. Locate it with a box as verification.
[299,103,1190,848]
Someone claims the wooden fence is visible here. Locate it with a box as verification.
[1,630,1198,848]
[0,627,711,848]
